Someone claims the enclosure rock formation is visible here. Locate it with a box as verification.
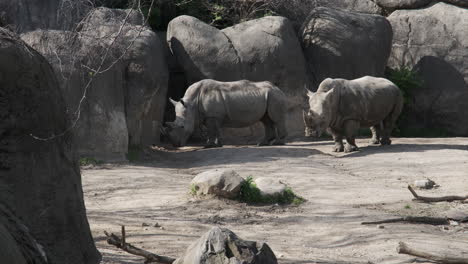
[191,169,245,199]
[375,0,433,10]
[0,0,91,33]
[167,15,308,140]
[269,0,383,29]
[174,227,277,264]
[0,28,100,263]
[300,7,393,89]
[22,7,169,160]
[388,3,468,135]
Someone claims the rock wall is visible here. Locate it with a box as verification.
[0,27,100,264]
[300,7,393,89]
[388,2,468,135]
[23,8,169,160]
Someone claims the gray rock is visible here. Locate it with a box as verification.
[191,169,245,199]
[22,7,169,160]
[300,7,393,90]
[167,15,308,141]
[388,3,468,135]
[414,179,436,189]
[254,177,287,197]
[269,0,382,29]
[0,27,100,263]
[174,227,277,264]
[441,0,468,7]
[446,209,468,222]
[0,0,92,33]
[375,0,433,10]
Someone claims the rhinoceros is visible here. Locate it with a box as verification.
[163,79,288,148]
[303,76,403,152]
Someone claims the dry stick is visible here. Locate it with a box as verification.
[408,185,468,203]
[397,242,468,264]
[104,226,175,264]
[361,216,449,225]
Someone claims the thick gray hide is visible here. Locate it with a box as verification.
[0,28,100,263]
[166,80,287,147]
[0,0,91,33]
[174,227,277,264]
[388,3,468,135]
[305,76,403,152]
[22,8,169,160]
[167,15,308,141]
[300,7,393,90]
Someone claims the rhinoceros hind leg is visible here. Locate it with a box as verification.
[331,130,344,152]
[205,118,223,148]
[258,115,277,146]
[343,121,359,152]
[380,137,392,145]
[369,125,381,145]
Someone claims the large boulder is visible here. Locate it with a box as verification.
[268,0,383,29]
[174,227,277,264]
[0,0,91,33]
[0,28,100,263]
[167,15,309,140]
[375,0,432,10]
[388,3,468,135]
[190,169,245,199]
[22,8,169,160]
[300,7,393,89]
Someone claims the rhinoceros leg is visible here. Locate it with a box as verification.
[330,129,344,152]
[205,118,223,148]
[344,120,359,152]
[370,125,381,145]
[258,116,276,146]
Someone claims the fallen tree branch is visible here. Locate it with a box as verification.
[397,242,468,264]
[408,185,468,203]
[104,226,176,264]
[362,216,449,225]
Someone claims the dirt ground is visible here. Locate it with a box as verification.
[82,137,468,264]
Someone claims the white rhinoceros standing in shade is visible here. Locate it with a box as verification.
[163,79,288,148]
[304,76,403,152]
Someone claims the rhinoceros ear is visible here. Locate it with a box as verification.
[169,98,178,107]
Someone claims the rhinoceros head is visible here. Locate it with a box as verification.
[164,98,195,147]
[304,87,335,137]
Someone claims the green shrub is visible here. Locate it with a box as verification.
[238,176,306,205]
[385,67,423,137]
[79,157,102,166]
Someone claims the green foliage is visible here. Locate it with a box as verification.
[404,204,411,209]
[238,176,306,205]
[385,67,423,137]
[79,157,102,166]
[190,184,198,195]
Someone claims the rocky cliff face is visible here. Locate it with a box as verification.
[0,27,100,264]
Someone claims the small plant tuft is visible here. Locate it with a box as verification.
[79,157,102,166]
[404,204,411,209]
[190,184,198,196]
[238,176,305,205]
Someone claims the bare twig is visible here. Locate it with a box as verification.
[397,242,468,264]
[104,226,176,264]
[362,216,449,225]
[408,185,468,203]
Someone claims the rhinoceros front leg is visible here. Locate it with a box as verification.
[344,120,359,153]
[370,125,381,145]
[205,117,223,148]
[330,128,344,152]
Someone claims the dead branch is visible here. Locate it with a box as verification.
[104,226,176,264]
[397,242,468,264]
[408,185,468,203]
[362,216,449,225]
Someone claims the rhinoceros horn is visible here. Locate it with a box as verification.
[169,98,178,107]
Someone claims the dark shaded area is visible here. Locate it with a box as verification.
[0,28,100,264]
[400,56,468,136]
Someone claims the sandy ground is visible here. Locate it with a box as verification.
[82,138,468,264]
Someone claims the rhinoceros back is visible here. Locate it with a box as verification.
[193,80,283,128]
[333,76,402,128]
